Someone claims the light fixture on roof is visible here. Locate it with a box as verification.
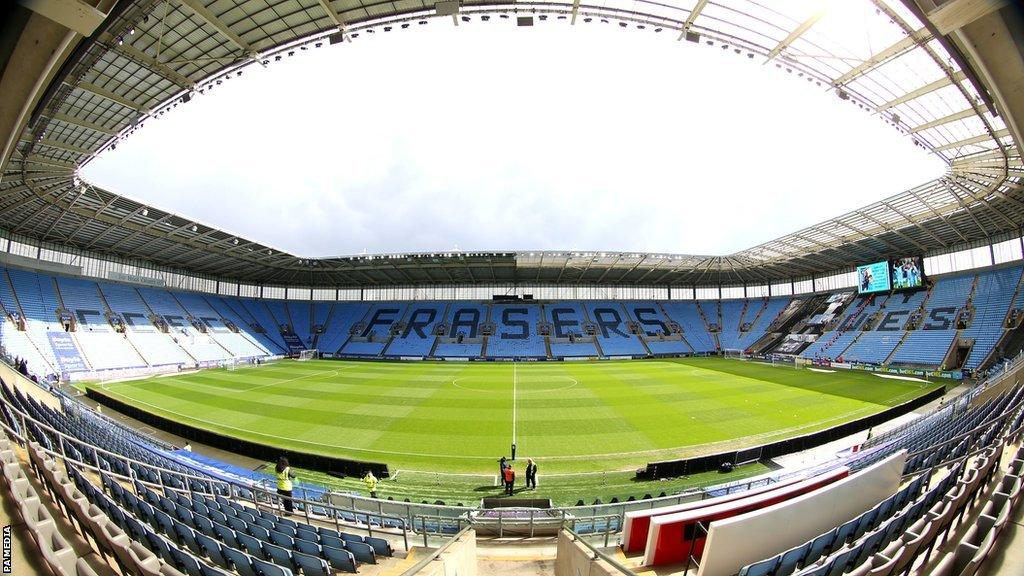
[140,208,148,216]
[402,22,411,27]
[461,16,470,22]
[129,28,135,35]
[383,26,391,31]
[480,15,489,21]
[117,38,123,46]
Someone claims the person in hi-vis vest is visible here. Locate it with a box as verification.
[276,457,296,515]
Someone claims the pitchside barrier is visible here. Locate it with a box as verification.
[621,475,804,552]
[85,387,390,478]
[642,467,851,566]
[636,386,943,479]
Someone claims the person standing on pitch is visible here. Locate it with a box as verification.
[525,458,537,490]
[499,456,507,476]
[503,463,516,495]
[363,470,378,498]
[275,456,296,515]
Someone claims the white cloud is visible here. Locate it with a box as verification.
[82,23,945,257]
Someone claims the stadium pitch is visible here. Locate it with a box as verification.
[88,357,943,481]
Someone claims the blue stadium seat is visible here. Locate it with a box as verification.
[738,555,779,576]
[322,546,357,573]
[223,546,258,576]
[252,557,293,576]
[292,551,330,576]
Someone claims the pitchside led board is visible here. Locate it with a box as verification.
[856,257,925,294]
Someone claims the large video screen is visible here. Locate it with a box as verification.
[891,257,925,291]
[856,261,891,294]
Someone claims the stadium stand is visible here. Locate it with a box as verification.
[488,304,546,358]
[961,266,1023,369]
[660,301,716,353]
[583,302,647,356]
[622,302,690,355]
[383,303,446,357]
[173,293,267,360]
[98,282,194,367]
[1,264,1023,379]
[339,302,408,357]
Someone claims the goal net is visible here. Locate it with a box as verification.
[297,349,318,361]
[225,357,243,371]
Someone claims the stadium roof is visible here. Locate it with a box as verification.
[1,0,1022,288]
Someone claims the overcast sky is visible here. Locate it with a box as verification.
[82,23,945,258]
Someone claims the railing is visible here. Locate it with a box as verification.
[3,349,1023,546]
[400,525,475,576]
[561,527,637,576]
[0,387,412,549]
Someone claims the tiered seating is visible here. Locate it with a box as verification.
[175,293,266,359]
[583,302,646,356]
[801,295,887,361]
[206,296,287,355]
[661,302,715,352]
[7,267,62,372]
[285,300,313,348]
[743,298,791,347]
[1,436,101,576]
[262,301,295,343]
[843,291,928,364]
[431,303,487,357]
[890,276,973,366]
[236,299,290,352]
[339,302,408,357]
[961,266,1021,369]
[623,302,689,355]
[487,304,546,358]
[384,303,446,357]
[312,302,368,355]
[57,277,147,370]
[717,300,745,350]
[100,282,192,366]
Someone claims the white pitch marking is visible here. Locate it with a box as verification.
[512,362,518,445]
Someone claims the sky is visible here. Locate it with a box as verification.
[81,22,946,258]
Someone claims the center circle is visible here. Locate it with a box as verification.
[451,375,579,392]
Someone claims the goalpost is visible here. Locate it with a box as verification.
[297,349,318,361]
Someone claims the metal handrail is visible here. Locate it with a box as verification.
[561,527,637,575]
[0,387,413,548]
[399,525,474,576]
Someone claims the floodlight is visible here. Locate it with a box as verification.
[480,15,489,21]
[384,26,392,31]
[583,17,591,22]
[461,16,469,22]
[141,208,148,216]
[618,22,626,28]
[190,224,198,232]
[117,38,123,46]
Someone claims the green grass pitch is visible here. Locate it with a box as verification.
[87,357,943,484]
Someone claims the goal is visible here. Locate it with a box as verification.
[225,357,243,371]
[297,349,318,361]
